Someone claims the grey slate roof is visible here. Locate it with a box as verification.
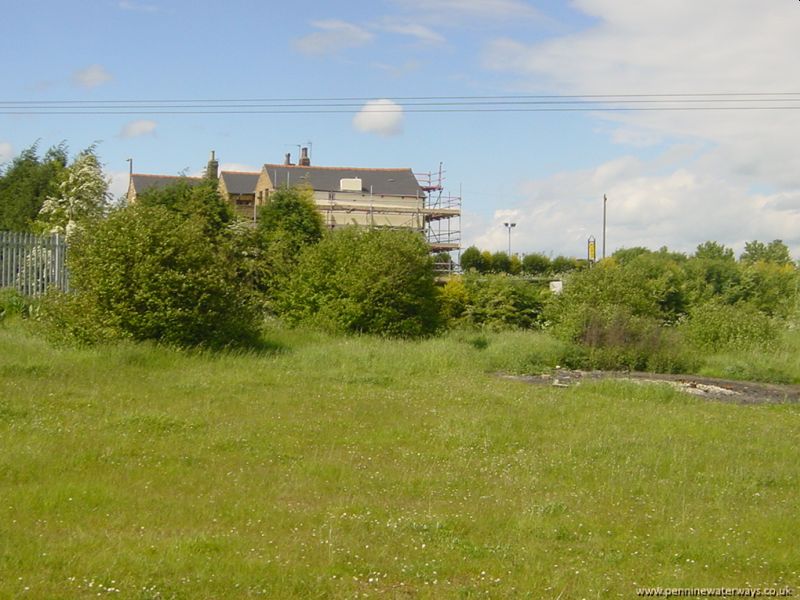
[130,174,203,194]
[262,164,422,196]
[220,171,259,195]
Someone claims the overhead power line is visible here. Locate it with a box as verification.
[2,93,800,115]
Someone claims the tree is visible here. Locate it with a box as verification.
[740,239,793,265]
[551,255,578,274]
[694,241,735,262]
[612,246,652,265]
[37,146,110,236]
[257,185,324,260]
[490,251,511,273]
[137,178,233,236]
[460,246,484,272]
[522,253,551,276]
[0,142,67,232]
[276,228,440,337]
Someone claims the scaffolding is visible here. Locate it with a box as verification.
[415,163,462,273]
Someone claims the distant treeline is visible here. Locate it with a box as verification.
[459,246,586,276]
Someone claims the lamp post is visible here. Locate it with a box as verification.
[503,222,516,256]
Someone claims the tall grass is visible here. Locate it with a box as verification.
[1,320,798,598]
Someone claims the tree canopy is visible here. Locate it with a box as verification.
[0,143,67,232]
[37,146,110,236]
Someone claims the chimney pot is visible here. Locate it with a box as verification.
[206,150,219,180]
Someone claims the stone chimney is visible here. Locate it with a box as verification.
[299,146,311,166]
[206,150,219,180]
[284,152,293,166]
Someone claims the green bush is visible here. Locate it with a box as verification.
[0,288,30,322]
[681,301,779,352]
[276,227,440,337]
[136,179,234,236]
[549,302,697,372]
[458,273,545,330]
[40,204,258,347]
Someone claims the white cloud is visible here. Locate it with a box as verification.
[119,119,157,138]
[72,64,113,88]
[470,1,800,257]
[466,154,800,259]
[393,0,539,21]
[352,99,404,136]
[377,19,445,44]
[294,20,374,55]
[483,1,800,187]
[0,142,13,164]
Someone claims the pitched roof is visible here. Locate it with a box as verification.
[130,174,203,194]
[219,171,259,195]
[262,164,422,196]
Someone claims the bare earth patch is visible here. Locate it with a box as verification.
[501,370,800,405]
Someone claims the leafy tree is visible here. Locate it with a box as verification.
[551,255,578,274]
[508,254,522,275]
[684,252,742,306]
[522,253,551,276]
[0,142,67,232]
[624,252,688,321]
[740,239,793,265]
[694,241,735,262]
[460,246,484,272]
[735,261,799,318]
[257,185,324,262]
[480,250,494,273]
[136,178,233,236]
[276,228,440,337]
[612,246,651,265]
[490,251,511,273]
[37,146,110,236]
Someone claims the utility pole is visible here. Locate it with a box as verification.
[602,194,607,260]
[126,158,133,202]
[504,222,516,256]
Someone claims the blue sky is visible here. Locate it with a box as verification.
[2,0,800,258]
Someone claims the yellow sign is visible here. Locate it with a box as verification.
[588,239,596,261]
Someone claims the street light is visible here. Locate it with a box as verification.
[503,222,516,256]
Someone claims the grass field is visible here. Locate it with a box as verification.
[1,320,798,598]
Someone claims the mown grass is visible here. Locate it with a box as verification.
[1,319,799,598]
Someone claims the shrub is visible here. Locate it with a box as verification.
[439,277,469,325]
[0,288,29,322]
[681,301,779,352]
[276,227,440,337]
[550,302,697,372]
[459,273,545,330]
[40,204,258,347]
